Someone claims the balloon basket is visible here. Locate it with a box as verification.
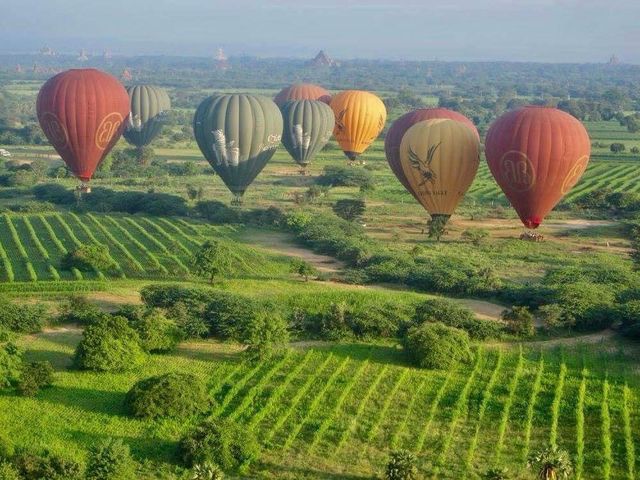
[76,183,91,194]
[231,194,243,207]
[519,230,544,242]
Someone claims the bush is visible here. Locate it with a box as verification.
[551,281,616,330]
[204,292,259,339]
[412,299,502,339]
[61,244,116,273]
[461,228,489,246]
[501,306,535,337]
[385,449,417,480]
[7,200,57,213]
[407,258,501,296]
[141,284,215,309]
[85,438,135,480]
[17,361,54,397]
[538,303,565,332]
[617,300,640,339]
[168,301,209,339]
[192,463,225,480]
[196,200,242,224]
[333,198,366,222]
[117,305,182,352]
[14,450,82,480]
[32,183,75,204]
[242,311,290,361]
[289,258,318,281]
[0,432,14,460]
[56,296,103,325]
[0,342,22,389]
[403,322,473,369]
[179,418,259,471]
[0,461,20,480]
[74,315,145,372]
[125,372,208,419]
[316,165,375,190]
[0,298,48,333]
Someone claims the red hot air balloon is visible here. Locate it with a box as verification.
[37,69,129,190]
[385,108,478,196]
[274,83,331,107]
[485,106,590,229]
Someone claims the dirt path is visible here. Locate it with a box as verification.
[243,230,346,273]
[520,329,617,347]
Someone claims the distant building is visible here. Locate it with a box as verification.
[456,64,467,76]
[308,50,338,67]
[103,49,112,60]
[214,48,229,70]
[39,46,56,56]
[77,49,89,62]
[608,54,620,65]
[15,64,23,73]
[121,68,133,82]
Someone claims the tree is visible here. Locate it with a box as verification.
[61,244,116,273]
[528,446,573,480]
[482,467,510,480]
[385,450,417,480]
[625,115,640,133]
[187,184,205,202]
[610,143,626,153]
[631,146,640,154]
[241,311,290,361]
[501,306,535,337]
[85,438,135,480]
[16,360,54,396]
[30,159,49,180]
[289,258,318,281]
[190,240,232,284]
[333,198,366,222]
[135,146,155,166]
[403,322,473,369]
[427,215,449,241]
[461,228,489,246]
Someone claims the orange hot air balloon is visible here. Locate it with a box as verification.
[385,108,478,197]
[274,83,331,106]
[37,69,129,189]
[330,90,386,162]
[399,119,480,223]
[485,106,591,229]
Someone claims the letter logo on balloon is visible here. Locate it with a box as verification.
[561,155,589,194]
[499,151,536,192]
[95,112,124,150]
[40,112,69,150]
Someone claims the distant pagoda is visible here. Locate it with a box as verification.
[103,49,112,60]
[39,46,56,56]
[121,68,133,82]
[214,47,229,71]
[77,49,89,62]
[608,54,620,65]
[15,64,23,73]
[308,50,337,67]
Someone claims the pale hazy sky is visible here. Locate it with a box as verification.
[2,0,639,63]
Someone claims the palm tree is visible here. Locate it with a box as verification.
[192,462,224,480]
[528,446,573,480]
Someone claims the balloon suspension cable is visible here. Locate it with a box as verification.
[75,182,91,204]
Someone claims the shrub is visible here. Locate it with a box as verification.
[168,301,209,339]
[85,438,136,480]
[117,306,182,352]
[617,300,640,339]
[501,306,535,337]
[190,240,233,284]
[316,165,375,190]
[196,200,242,224]
[538,303,565,332]
[461,228,489,246]
[56,296,103,325]
[125,372,208,419]
[0,342,22,389]
[204,292,259,339]
[0,461,20,480]
[74,315,145,372]
[32,184,75,204]
[385,449,417,480]
[289,258,318,281]
[412,299,502,339]
[61,244,116,273]
[141,284,214,309]
[551,281,616,330]
[527,445,573,480]
[13,450,82,480]
[17,361,54,397]
[407,257,501,296]
[242,311,290,361]
[0,298,47,333]
[333,198,366,222]
[179,418,259,471]
[482,467,510,480]
[403,322,473,369]
[192,463,225,480]
[7,200,57,213]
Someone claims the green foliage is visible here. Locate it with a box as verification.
[56,296,103,325]
[538,304,565,332]
[385,449,417,480]
[125,372,208,419]
[168,301,209,339]
[61,244,116,273]
[190,240,233,284]
[179,418,259,471]
[501,306,535,337]
[13,450,82,480]
[74,315,145,372]
[0,342,22,389]
[413,298,502,339]
[528,446,573,480]
[550,281,615,330]
[85,438,136,480]
[242,311,290,361]
[317,165,375,191]
[610,142,625,153]
[289,258,318,281]
[117,305,182,352]
[332,198,366,222]
[403,322,472,369]
[0,432,14,460]
[427,215,449,241]
[0,297,47,333]
[204,291,259,340]
[461,228,490,246]
[406,257,501,296]
[482,467,510,480]
[618,300,640,338]
[192,462,225,480]
[0,461,20,480]
[17,360,54,397]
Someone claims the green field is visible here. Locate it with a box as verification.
[2,331,638,479]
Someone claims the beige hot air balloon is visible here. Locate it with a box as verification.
[399,119,480,225]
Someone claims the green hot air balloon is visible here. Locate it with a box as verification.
[280,100,334,174]
[124,85,171,153]
[193,94,283,204]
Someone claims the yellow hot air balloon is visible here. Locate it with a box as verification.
[330,90,386,163]
[399,119,480,223]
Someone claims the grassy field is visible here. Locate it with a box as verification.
[1,330,638,479]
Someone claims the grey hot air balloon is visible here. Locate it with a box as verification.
[123,85,171,153]
[193,94,283,204]
[280,100,335,174]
